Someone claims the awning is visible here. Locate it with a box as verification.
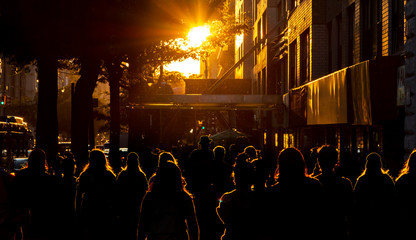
[287,57,402,127]
[350,60,372,125]
[307,68,348,125]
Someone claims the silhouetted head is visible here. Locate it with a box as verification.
[27,148,48,174]
[317,145,339,172]
[199,135,212,148]
[233,155,255,189]
[62,154,75,177]
[214,145,226,160]
[275,147,307,181]
[244,146,257,160]
[364,152,383,175]
[151,161,186,193]
[127,152,139,169]
[158,151,176,167]
[86,149,113,175]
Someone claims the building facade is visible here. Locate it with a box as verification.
[279,0,406,176]
[0,59,38,105]
[234,0,406,175]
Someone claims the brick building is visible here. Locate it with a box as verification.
[277,0,406,176]
[235,0,254,80]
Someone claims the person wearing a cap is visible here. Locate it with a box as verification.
[184,135,220,240]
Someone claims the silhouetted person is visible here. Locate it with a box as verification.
[213,145,233,198]
[395,150,416,239]
[308,147,319,175]
[117,152,148,240]
[185,136,214,193]
[138,161,199,240]
[76,149,117,240]
[314,145,353,240]
[259,147,322,240]
[226,144,238,167]
[10,148,57,240]
[245,146,268,192]
[184,136,217,240]
[158,151,178,166]
[243,146,257,161]
[56,153,78,240]
[148,151,178,189]
[353,152,396,240]
[0,167,26,240]
[216,153,256,240]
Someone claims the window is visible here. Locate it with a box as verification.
[300,29,310,83]
[262,11,267,46]
[289,40,297,88]
[283,133,294,148]
[262,67,267,95]
[361,0,382,60]
[336,14,342,69]
[328,22,332,72]
[287,0,296,11]
[392,0,404,53]
[347,4,355,65]
[258,20,262,46]
[361,0,373,60]
[257,72,262,94]
[254,38,258,65]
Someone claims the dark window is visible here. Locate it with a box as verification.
[327,21,332,72]
[262,11,267,48]
[361,0,382,60]
[282,56,288,94]
[289,40,297,88]
[300,28,310,83]
[336,14,342,70]
[287,0,295,11]
[262,67,267,95]
[257,72,262,94]
[254,38,258,65]
[392,0,404,53]
[258,19,262,49]
[376,0,382,57]
[361,0,373,60]
[347,3,355,65]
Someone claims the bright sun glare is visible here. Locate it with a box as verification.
[165,25,210,78]
[187,26,211,48]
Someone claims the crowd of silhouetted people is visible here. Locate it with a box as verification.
[1,135,416,240]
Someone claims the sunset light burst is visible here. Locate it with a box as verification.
[165,25,210,77]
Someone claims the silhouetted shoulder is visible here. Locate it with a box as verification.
[219,189,237,204]
[396,173,416,185]
[305,176,322,188]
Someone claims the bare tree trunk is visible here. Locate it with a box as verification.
[127,54,148,154]
[36,54,58,172]
[71,56,99,171]
[107,59,122,173]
